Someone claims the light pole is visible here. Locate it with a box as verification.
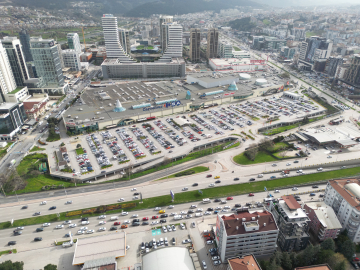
[64,186,67,197]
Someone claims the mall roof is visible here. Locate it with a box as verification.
[142,247,196,270]
[72,232,126,265]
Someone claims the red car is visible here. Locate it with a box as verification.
[114,222,121,225]
[249,193,255,196]
[354,257,360,262]
[206,237,214,241]
[227,197,233,200]
[143,217,149,221]
[152,216,159,219]
[206,174,212,178]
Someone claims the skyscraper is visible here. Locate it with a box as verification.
[207,28,219,59]
[0,40,17,102]
[18,29,33,62]
[160,22,183,61]
[67,33,82,55]
[102,14,132,62]
[30,37,64,88]
[343,54,360,86]
[189,29,200,62]
[119,29,130,55]
[62,49,81,71]
[159,15,173,51]
[1,36,29,87]
[298,37,333,70]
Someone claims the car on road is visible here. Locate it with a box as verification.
[110,226,118,231]
[69,224,76,228]
[341,166,346,169]
[270,176,277,179]
[206,174,212,178]
[249,193,254,196]
[227,197,233,200]
[249,178,255,181]
[272,164,277,167]
[16,227,24,230]
[21,205,28,209]
[42,223,51,227]
[34,237,42,242]
[160,219,167,223]
[142,217,149,221]
[8,241,16,246]
[212,256,220,260]
[180,223,185,230]
[234,177,239,181]
[182,187,188,191]
[121,212,129,216]
[214,176,220,179]
[286,163,291,166]
[214,198,221,202]
[65,201,72,204]
[40,201,47,205]
[55,225,64,229]
[209,183,215,187]
[192,183,198,186]
[310,193,316,196]
[36,228,44,232]
[86,229,95,234]
[81,217,89,221]
[131,188,137,191]
[312,185,319,188]
[131,214,139,218]
[114,222,121,225]
[317,168,323,171]
[206,240,214,245]
[215,180,221,184]
[159,210,165,214]
[49,206,57,210]
[33,212,41,216]
[98,215,106,219]
[168,205,174,209]
[152,216,159,219]
[98,227,106,232]
[274,190,280,193]
[118,198,125,202]
[154,207,161,211]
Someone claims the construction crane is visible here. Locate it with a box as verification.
[81,27,86,52]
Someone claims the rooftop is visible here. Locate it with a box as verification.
[0,102,20,111]
[305,202,342,230]
[142,247,196,270]
[8,86,26,95]
[294,264,332,270]
[72,232,126,265]
[220,210,278,236]
[210,58,265,66]
[282,195,301,210]
[278,196,308,219]
[328,179,360,211]
[228,255,261,270]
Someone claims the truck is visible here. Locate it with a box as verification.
[281,170,290,175]
[9,159,16,168]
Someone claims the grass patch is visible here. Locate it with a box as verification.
[8,86,25,94]
[269,142,288,152]
[55,239,78,246]
[46,134,60,142]
[30,146,45,152]
[231,134,243,138]
[158,166,210,180]
[56,95,66,105]
[233,46,241,51]
[3,166,360,229]
[233,151,278,165]
[75,148,84,155]
[0,142,11,160]
[0,249,17,255]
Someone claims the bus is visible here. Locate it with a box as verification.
[106,124,118,130]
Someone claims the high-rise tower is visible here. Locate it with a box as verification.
[0,40,17,102]
[189,29,200,62]
[67,33,82,55]
[207,28,219,59]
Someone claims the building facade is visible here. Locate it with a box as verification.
[342,54,360,87]
[325,56,343,77]
[304,202,342,241]
[18,29,33,62]
[253,36,286,51]
[61,49,81,71]
[1,36,29,87]
[30,37,65,88]
[159,15,173,51]
[67,33,82,55]
[160,22,183,60]
[207,29,219,59]
[0,40,17,102]
[215,210,279,262]
[280,46,296,60]
[218,41,233,58]
[298,37,333,70]
[324,179,360,243]
[119,29,130,55]
[0,102,27,140]
[270,195,310,252]
[189,29,200,62]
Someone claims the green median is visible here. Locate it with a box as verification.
[1,166,360,230]
[157,166,210,180]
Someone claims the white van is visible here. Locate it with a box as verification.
[202,198,210,203]
[258,174,264,178]
[195,213,203,217]
[110,216,119,221]
[173,215,183,220]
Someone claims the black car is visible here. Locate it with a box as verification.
[188,210,194,213]
[234,178,239,181]
[160,219,167,223]
[235,204,241,208]
[132,222,140,226]
[214,198,221,202]
[134,192,140,195]
[142,221,149,225]
[145,242,149,248]
[81,217,89,221]
[21,205,28,209]
[132,219,140,223]
[110,226,118,231]
[160,214,168,218]
[312,185,319,188]
[36,228,44,232]
[8,241,16,246]
[215,180,221,184]
[34,237,42,241]
[296,198,302,201]
[33,212,41,216]
[192,183,198,186]
[249,178,256,181]
[13,231,22,236]
[49,206,57,210]
[65,233,73,237]
[319,194,324,197]
[207,207,214,211]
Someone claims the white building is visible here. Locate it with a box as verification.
[209,58,266,73]
[159,15,173,50]
[218,40,233,58]
[160,22,183,61]
[232,50,250,59]
[102,14,133,62]
[186,72,239,88]
[324,179,360,243]
[62,49,81,71]
[67,33,82,55]
[215,210,279,262]
[0,40,17,101]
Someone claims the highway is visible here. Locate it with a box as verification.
[0,184,324,252]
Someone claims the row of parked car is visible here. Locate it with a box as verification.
[76,153,93,174]
[143,124,174,150]
[86,134,112,168]
[131,127,159,155]
[101,131,129,163]
[193,114,225,135]
[116,129,145,159]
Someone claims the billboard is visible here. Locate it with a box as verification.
[170,190,175,200]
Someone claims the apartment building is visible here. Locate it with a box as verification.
[270,195,310,252]
[227,254,262,270]
[304,201,341,241]
[342,54,360,87]
[207,28,219,59]
[189,29,200,62]
[218,41,233,58]
[215,210,279,262]
[61,49,81,71]
[324,179,360,243]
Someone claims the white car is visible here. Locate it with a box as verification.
[202,261,207,270]
[286,163,291,166]
[180,223,185,230]
[69,224,77,228]
[131,188,137,191]
[131,214,138,218]
[98,215,106,219]
[180,211,187,215]
[16,227,24,230]
[99,221,106,225]
[118,198,125,202]
[154,207,161,211]
[167,225,172,232]
[292,187,298,191]
[209,183,215,187]
[221,209,229,212]
[63,220,71,224]
[172,225,176,231]
[132,196,139,200]
[182,187,188,191]
[86,229,94,234]
[190,205,197,208]
[162,226,167,233]
[121,212,129,216]
[168,205,174,209]
[151,221,159,225]
[42,223,51,227]
[204,211,211,215]
[80,226,88,231]
[123,220,130,224]
[170,212,177,216]
[196,208,203,212]
[317,167,323,171]
[55,225,64,229]
[327,156,332,158]
[224,206,230,209]
[77,230,84,235]
[215,206,222,210]
[207,240,214,245]
[40,201,47,205]
[98,227,106,232]
[274,190,280,193]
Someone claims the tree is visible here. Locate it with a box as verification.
[266,260,280,270]
[245,143,258,161]
[290,252,298,268]
[302,116,309,124]
[339,239,355,260]
[44,264,57,270]
[277,146,288,158]
[334,260,346,270]
[76,144,81,149]
[321,238,336,251]
[0,260,24,270]
[270,250,282,265]
[259,138,274,151]
[301,244,315,266]
[281,72,290,79]
[281,252,293,270]
[327,253,347,270]
[316,249,334,264]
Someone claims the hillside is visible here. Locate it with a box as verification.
[228,17,256,31]
[125,0,262,17]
